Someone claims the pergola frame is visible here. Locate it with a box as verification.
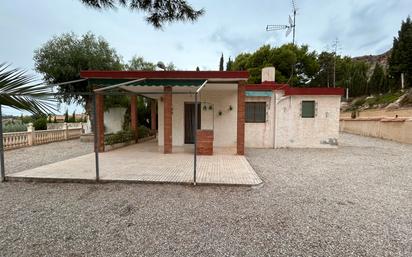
[0,72,248,185]
[91,78,208,184]
[0,78,208,184]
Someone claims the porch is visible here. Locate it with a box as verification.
[6,139,262,186]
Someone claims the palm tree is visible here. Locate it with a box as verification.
[79,0,204,28]
[0,63,55,181]
[0,63,55,114]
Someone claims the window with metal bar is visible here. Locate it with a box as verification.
[246,102,266,123]
[301,100,316,118]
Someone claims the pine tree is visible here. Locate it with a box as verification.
[64,109,69,122]
[196,66,200,71]
[219,53,224,71]
[226,57,233,71]
[389,16,412,89]
[369,63,386,95]
[72,111,76,122]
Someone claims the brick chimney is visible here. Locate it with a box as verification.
[262,67,275,83]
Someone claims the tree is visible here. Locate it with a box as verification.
[79,0,204,28]
[64,110,69,122]
[368,64,386,95]
[34,32,123,118]
[126,56,156,71]
[196,66,200,71]
[219,53,224,71]
[389,16,412,89]
[0,63,55,114]
[226,57,233,71]
[311,52,334,87]
[231,44,319,85]
[156,61,176,71]
[53,115,57,123]
[71,111,76,122]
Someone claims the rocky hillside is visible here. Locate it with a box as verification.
[352,49,391,70]
[342,88,412,112]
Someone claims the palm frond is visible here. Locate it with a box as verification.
[0,63,56,114]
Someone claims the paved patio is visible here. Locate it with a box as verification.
[6,140,262,186]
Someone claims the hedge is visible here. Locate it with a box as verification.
[104,126,153,145]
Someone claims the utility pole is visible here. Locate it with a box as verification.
[331,38,339,88]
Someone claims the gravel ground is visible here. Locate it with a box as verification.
[0,133,411,257]
[4,139,94,174]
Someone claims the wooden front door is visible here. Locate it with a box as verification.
[184,103,201,144]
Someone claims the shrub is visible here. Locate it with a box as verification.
[3,122,27,133]
[137,126,151,139]
[104,130,136,145]
[104,126,153,145]
[33,117,47,130]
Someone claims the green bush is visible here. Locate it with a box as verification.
[137,126,151,139]
[104,130,136,145]
[104,126,153,145]
[33,117,47,130]
[365,91,403,107]
[3,122,27,133]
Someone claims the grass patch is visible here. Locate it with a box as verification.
[365,91,404,106]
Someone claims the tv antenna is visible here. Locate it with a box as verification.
[266,0,297,45]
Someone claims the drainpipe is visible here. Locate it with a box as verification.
[193,80,208,185]
[274,91,291,148]
[0,104,5,182]
[194,92,198,185]
[92,93,100,182]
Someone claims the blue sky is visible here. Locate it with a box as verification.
[0,0,410,115]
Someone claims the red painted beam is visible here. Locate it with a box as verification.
[284,87,345,96]
[245,83,344,96]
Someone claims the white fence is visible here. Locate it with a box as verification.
[3,123,84,150]
[46,122,83,130]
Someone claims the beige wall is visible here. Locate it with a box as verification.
[340,119,412,144]
[245,95,275,148]
[104,107,126,134]
[158,83,238,147]
[275,93,341,148]
[341,108,412,119]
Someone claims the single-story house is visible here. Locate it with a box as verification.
[80,67,344,155]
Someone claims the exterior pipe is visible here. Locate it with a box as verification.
[194,92,198,185]
[193,80,207,185]
[0,104,5,182]
[92,93,100,181]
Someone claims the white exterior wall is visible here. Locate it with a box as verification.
[245,95,275,148]
[274,92,341,148]
[104,107,126,134]
[158,84,238,147]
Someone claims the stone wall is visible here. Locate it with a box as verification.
[340,118,412,144]
[341,108,412,119]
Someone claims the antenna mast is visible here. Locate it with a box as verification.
[266,0,297,45]
[331,38,340,88]
[292,0,296,45]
